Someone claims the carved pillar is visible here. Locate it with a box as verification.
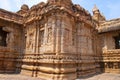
[44,22,47,45]
[56,17,61,53]
[60,17,65,53]
[52,16,56,52]
[103,34,107,52]
[36,21,39,53]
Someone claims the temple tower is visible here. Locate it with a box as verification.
[92,5,106,22]
[47,0,72,5]
[47,0,73,9]
[21,0,97,80]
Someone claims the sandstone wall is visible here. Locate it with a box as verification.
[0,20,24,73]
[100,31,120,74]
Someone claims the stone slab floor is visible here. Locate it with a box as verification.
[77,73,120,80]
[0,73,120,80]
[0,74,43,80]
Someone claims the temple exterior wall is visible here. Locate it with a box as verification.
[0,19,24,73]
[0,0,120,80]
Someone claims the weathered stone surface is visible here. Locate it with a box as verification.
[78,73,120,80]
[0,0,120,80]
[0,73,120,80]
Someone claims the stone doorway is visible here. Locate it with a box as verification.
[0,27,8,47]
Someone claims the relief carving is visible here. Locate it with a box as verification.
[64,28,69,45]
[6,32,14,47]
[26,30,35,50]
[1,0,120,79]
[47,27,52,43]
[40,30,44,46]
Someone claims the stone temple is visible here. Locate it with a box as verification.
[0,0,120,80]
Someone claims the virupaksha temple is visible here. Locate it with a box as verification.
[0,0,120,80]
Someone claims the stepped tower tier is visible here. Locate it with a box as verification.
[47,0,73,8]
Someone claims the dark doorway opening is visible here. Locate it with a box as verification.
[0,27,8,47]
[114,34,120,49]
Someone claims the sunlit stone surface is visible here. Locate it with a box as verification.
[0,0,120,80]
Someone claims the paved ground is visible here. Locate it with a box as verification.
[0,74,42,80]
[0,73,120,80]
[77,73,120,80]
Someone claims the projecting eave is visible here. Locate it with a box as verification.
[98,18,120,33]
[0,8,24,25]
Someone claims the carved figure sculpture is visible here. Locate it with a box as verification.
[6,32,14,47]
